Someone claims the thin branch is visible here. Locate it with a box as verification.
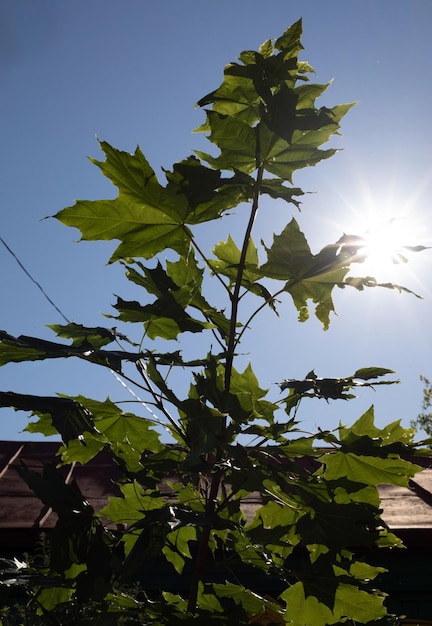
[234,285,286,351]
[183,225,232,297]
[188,303,228,352]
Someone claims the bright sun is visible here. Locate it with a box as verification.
[333,190,429,280]
[321,171,432,289]
[357,217,414,273]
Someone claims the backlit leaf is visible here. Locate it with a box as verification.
[282,581,386,626]
[260,219,351,328]
[323,451,421,487]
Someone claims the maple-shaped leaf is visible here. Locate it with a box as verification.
[210,236,277,312]
[197,20,308,126]
[282,581,386,626]
[260,219,351,329]
[211,235,259,285]
[195,112,258,175]
[54,142,243,263]
[196,19,354,183]
[116,252,230,340]
[259,178,304,207]
[258,104,355,182]
[196,106,354,182]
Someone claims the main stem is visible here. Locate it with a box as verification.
[224,161,264,391]
[186,469,222,614]
[187,157,264,616]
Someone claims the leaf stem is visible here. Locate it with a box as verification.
[184,225,232,297]
[235,285,286,350]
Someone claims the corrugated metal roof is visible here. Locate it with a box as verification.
[1,441,431,544]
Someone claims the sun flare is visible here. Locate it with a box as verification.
[331,187,430,281]
[358,217,414,272]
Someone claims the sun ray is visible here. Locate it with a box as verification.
[320,170,432,285]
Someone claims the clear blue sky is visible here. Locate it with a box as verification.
[1,1,432,441]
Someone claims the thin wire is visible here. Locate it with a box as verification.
[1,235,161,423]
[110,369,172,434]
[0,236,70,324]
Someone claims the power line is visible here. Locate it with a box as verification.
[1,235,163,425]
[1,236,70,324]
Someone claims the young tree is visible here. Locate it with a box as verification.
[0,20,428,625]
[411,375,432,440]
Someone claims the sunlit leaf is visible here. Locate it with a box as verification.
[324,451,421,487]
[282,581,386,626]
[260,219,350,328]
[163,526,196,574]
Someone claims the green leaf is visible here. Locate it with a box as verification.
[57,396,163,469]
[342,274,423,298]
[324,451,420,487]
[58,435,106,465]
[36,587,74,613]
[47,323,134,349]
[228,362,277,422]
[55,142,194,262]
[274,19,304,57]
[260,219,351,328]
[282,581,386,626]
[125,254,231,339]
[179,397,226,465]
[0,330,143,372]
[280,369,399,402]
[56,142,242,264]
[261,219,313,280]
[196,73,261,125]
[338,406,417,447]
[211,235,259,285]
[247,499,302,532]
[296,82,333,109]
[296,497,381,550]
[111,295,208,340]
[164,155,248,218]
[197,104,353,181]
[258,119,346,181]
[114,255,229,340]
[282,582,334,626]
[352,366,396,381]
[196,582,224,613]
[164,156,223,208]
[163,525,196,574]
[212,582,273,615]
[331,583,387,623]
[350,560,386,581]
[211,237,278,312]
[99,482,164,526]
[195,112,257,174]
[0,391,99,444]
[166,252,231,337]
[259,178,304,206]
[24,411,59,437]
